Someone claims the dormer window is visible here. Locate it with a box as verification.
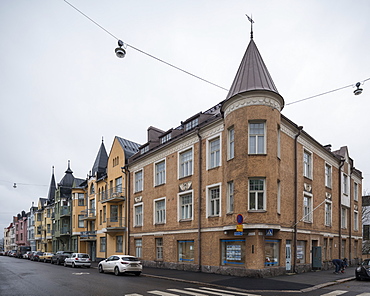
[185,118,199,131]
[160,133,171,144]
[140,145,149,155]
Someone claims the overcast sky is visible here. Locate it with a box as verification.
[1,0,369,238]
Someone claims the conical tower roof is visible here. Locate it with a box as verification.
[47,166,56,203]
[58,161,75,198]
[92,139,108,179]
[226,38,280,100]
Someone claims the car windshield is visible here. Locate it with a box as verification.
[121,256,139,261]
[79,254,89,258]
[363,260,370,267]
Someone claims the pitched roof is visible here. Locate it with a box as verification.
[92,140,108,178]
[116,136,141,161]
[226,38,280,100]
[47,167,56,203]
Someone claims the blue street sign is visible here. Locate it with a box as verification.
[266,229,273,236]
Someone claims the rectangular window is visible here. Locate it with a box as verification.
[277,180,281,214]
[354,211,359,231]
[249,178,265,210]
[364,225,370,240]
[110,205,118,222]
[179,149,193,178]
[78,193,85,206]
[103,206,106,222]
[323,238,328,261]
[134,204,143,226]
[135,170,143,192]
[115,177,122,193]
[277,126,281,158]
[297,241,306,264]
[156,238,163,260]
[135,239,142,258]
[154,198,166,224]
[78,215,84,228]
[249,122,265,154]
[155,160,166,186]
[343,174,348,195]
[116,235,123,252]
[341,207,347,229]
[47,209,51,218]
[99,210,102,225]
[47,224,51,234]
[178,240,194,262]
[354,182,358,201]
[303,150,312,178]
[303,194,313,223]
[160,133,171,144]
[221,239,245,266]
[228,127,235,160]
[227,181,234,213]
[209,137,221,169]
[207,185,221,217]
[185,118,198,131]
[325,164,332,188]
[265,240,280,266]
[325,202,332,226]
[179,192,193,220]
[100,237,106,252]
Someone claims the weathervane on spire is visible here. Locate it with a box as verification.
[246,14,254,39]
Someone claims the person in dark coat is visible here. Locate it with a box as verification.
[332,259,343,274]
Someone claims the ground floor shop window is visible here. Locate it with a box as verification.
[135,239,142,258]
[297,240,306,264]
[178,240,194,262]
[221,239,245,266]
[156,238,163,260]
[116,235,123,252]
[265,239,279,266]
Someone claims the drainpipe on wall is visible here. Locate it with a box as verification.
[349,166,354,263]
[122,165,130,255]
[293,126,303,273]
[338,158,345,259]
[197,129,202,272]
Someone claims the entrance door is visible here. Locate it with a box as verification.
[90,242,96,261]
[285,241,292,271]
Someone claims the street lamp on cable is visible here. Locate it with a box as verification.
[354,82,363,95]
[115,40,126,58]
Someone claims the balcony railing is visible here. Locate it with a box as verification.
[80,230,97,241]
[60,206,71,217]
[101,185,126,203]
[104,217,126,233]
[60,226,71,236]
[82,209,96,220]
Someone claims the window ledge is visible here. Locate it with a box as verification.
[248,210,266,213]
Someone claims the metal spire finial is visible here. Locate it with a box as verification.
[246,14,254,39]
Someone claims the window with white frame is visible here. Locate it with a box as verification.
[134,203,143,226]
[185,118,198,131]
[155,160,166,186]
[227,181,234,213]
[208,137,221,169]
[116,235,123,252]
[115,177,122,193]
[135,170,143,192]
[354,182,358,201]
[303,150,312,178]
[249,122,265,154]
[207,184,221,217]
[154,198,166,224]
[325,202,332,226]
[78,215,84,228]
[277,126,281,158]
[156,238,163,260]
[179,149,193,178]
[228,127,235,160]
[249,178,265,210]
[100,237,106,252]
[303,194,313,222]
[135,239,142,258]
[78,193,85,206]
[277,180,281,214]
[341,207,347,229]
[160,133,171,144]
[343,174,348,195]
[325,164,332,188]
[179,192,193,220]
[354,210,359,231]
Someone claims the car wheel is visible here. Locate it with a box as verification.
[114,266,121,276]
[134,272,141,276]
[64,261,67,267]
[356,274,362,281]
[44,259,47,263]
[98,265,104,273]
[51,260,54,264]
[72,262,76,268]
[57,259,60,265]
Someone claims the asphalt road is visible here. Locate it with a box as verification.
[0,256,204,296]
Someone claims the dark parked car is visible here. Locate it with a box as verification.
[356,259,370,280]
[51,251,73,265]
[31,251,44,261]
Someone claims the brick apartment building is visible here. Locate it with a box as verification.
[127,35,363,276]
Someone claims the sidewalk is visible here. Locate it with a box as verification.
[91,262,356,293]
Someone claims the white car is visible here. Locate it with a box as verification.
[64,253,91,268]
[98,255,142,276]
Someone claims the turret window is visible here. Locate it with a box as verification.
[249,122,265,154]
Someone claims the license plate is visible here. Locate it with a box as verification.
[130,263,138,267]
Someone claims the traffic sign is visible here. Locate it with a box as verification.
[236,214,243,224]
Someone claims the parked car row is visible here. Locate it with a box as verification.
[3,251,143,276]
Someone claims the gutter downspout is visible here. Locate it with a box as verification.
[349,167,354,263]
[293,126,303,273]
[338,158,345,259]
[197,129,202,272]
[122,165,130,255]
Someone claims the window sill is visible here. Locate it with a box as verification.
[248,210,266,213]
[154,183,165,188]
[179,219,192,222]
[207,165,221,171]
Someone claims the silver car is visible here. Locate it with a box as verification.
[98,255,142,276]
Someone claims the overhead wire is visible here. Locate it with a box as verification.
[63,1,368,106]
